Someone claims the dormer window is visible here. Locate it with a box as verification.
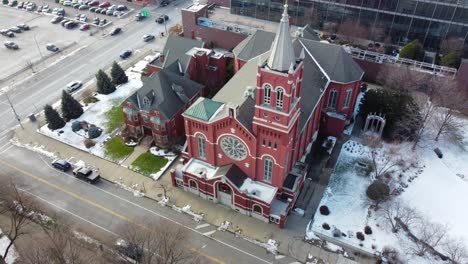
[263,84,272,105]
[143,97,151,106]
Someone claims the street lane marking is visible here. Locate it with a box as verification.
[19,188,120,237]
[202,230,216,236]
[196,223,210,229]
[0,144,13,154]
[0,159,224,264]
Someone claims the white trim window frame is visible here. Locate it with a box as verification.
[198,135,206,159]
[343,88,352,108]
[263,84,272,105]
[263,157,273,182]
[328,89,338,109]
[276,87,284,110]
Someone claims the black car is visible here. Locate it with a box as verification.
[160,0,168,7]
[110,27,121,36]
[120,50,132,59]
[17,24,30,30]
[51,16,64,24]
[4,41,19,50]
[51,159,71,171]
[156,15,168,24]
[8,27,22,33]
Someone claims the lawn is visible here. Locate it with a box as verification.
[104,137,134,161]
[130,152,168,177]
[105,104,124,132]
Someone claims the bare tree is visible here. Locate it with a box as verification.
[439,37,464,56]
[115,220,198,264]
[0,181,38,260]
[442,238,468,264]
[381,200,420,233]
[25,60,35,74]
[431,79,468,142]
[369,24,386,44]
[411,92,436,150]
[337,20,369,46]
[410,220,448,256]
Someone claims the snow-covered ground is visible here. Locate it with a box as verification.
[0,228,17,264]
[37,57,151,163]
[309,115,468,263]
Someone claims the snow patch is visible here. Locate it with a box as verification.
[0,228,18,264]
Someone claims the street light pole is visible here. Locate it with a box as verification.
[5,92,24,129]
[33,34,43,59]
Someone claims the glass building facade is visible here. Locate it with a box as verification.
[230,0,468,51]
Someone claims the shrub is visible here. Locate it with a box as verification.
[84,139,96,148]
[71,120,81,132]
[3,0,9,4]
[88,126,102,139]
[440,51,461,68]
[319,205,330,215]
[332,228,342,238]
[322,223,330,230]
[366,181,390,203]
[399,39,424,61]
[356,232,365,241]
[364,226,373,235]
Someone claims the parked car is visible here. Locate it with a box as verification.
[42,4,49,12]
[61,19,70,26]
[94,7,102,13]
[73,3,81,8]
[105,9,114,15]
[78,4,89,10]
[4,31,15,38]
[46,43,59,52]
[37,5,43,12]
[160,0,168,7]
[79,14,87,22]
[89,6,97,12]
[142,34,155,42]
[98,1,110,7]
[156,15,168,24]
[22,1,29,9]
[112,11,122,16]
[17,24,30,30]
[17,1,24,8]
[92,17,100,25]
[26,2,36,11]
[116,4,127,11]
[65,21,78,29]
[99,18,107,25]
[4,41,19,50]
[8,0,18,7]
[50,16,64,23]
[73,166,101,184]
[65,80,82,93]
[51,159,71,171]
[8,27,22,33]
[79,23,90,30]
[63,1,72,6]
[120,50,132,59]
[110,27,121,35]
[88,0,99,6]
[99,8,107,14]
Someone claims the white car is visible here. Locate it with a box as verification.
[63,1,72,6]
[79,14,87,22]
[65,81,82,93]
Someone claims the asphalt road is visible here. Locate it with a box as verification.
[0,145,301,264]
[0,1,185,136]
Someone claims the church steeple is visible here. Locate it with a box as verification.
[266,2,295,72]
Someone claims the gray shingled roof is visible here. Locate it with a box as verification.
[300,25,320,41]
[237,96,255,134]
[225,164,248,188]
[126,62,204,119]
[184,97,224,121]
[299,39,363,84]
[232,30,275,62]
[160,35,204,73]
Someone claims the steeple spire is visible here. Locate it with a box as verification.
[266,2,296,72]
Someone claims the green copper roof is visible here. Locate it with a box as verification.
[184,97,223,121]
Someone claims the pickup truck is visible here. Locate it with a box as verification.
[73,166,101,183]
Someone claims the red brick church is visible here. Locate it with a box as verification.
[171,3,363,228]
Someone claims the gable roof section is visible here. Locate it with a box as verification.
[184,97,224,122]
[162,35,204,73]
[300,24,320,41]
[225,164,248,188]
[232,30,275,62]
[127,64,204,119]
[237,96,255,134]
[299,39,363,83]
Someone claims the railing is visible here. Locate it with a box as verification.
[348,47,458,76]
[197,17,252,36]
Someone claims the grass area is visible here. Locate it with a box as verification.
[105,104,124,132]
[130,152,168,177]
[104,137,134,161]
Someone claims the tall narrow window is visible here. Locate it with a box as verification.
[198,135,206,159]
[328,89,338,109]
[276,88,284,110]
[264,158,273,182]
[263,84,271,105]
[343,89,353,108]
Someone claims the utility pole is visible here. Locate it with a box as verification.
[33,34,43,59]
[5,93,23,129]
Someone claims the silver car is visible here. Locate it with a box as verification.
[65,81,83,93]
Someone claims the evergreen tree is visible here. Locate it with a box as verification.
[96,69,116,94]
[440,52,461,68]
[61,90,83,121]
[44,104,65,130]
[111,61,128,85]
[399,40,425,61]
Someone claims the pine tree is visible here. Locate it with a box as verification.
[110,61,128,85]
[61,90,83,121]
[44,104,65,130]
[96,69,116,95]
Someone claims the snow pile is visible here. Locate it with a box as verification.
[10,139,57,159]
[172,204,203,222]
[115,178,145,198]
[149,147,177,157]
[38,61,149,164]
[217,221,230,231]
[0,228,17,264]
